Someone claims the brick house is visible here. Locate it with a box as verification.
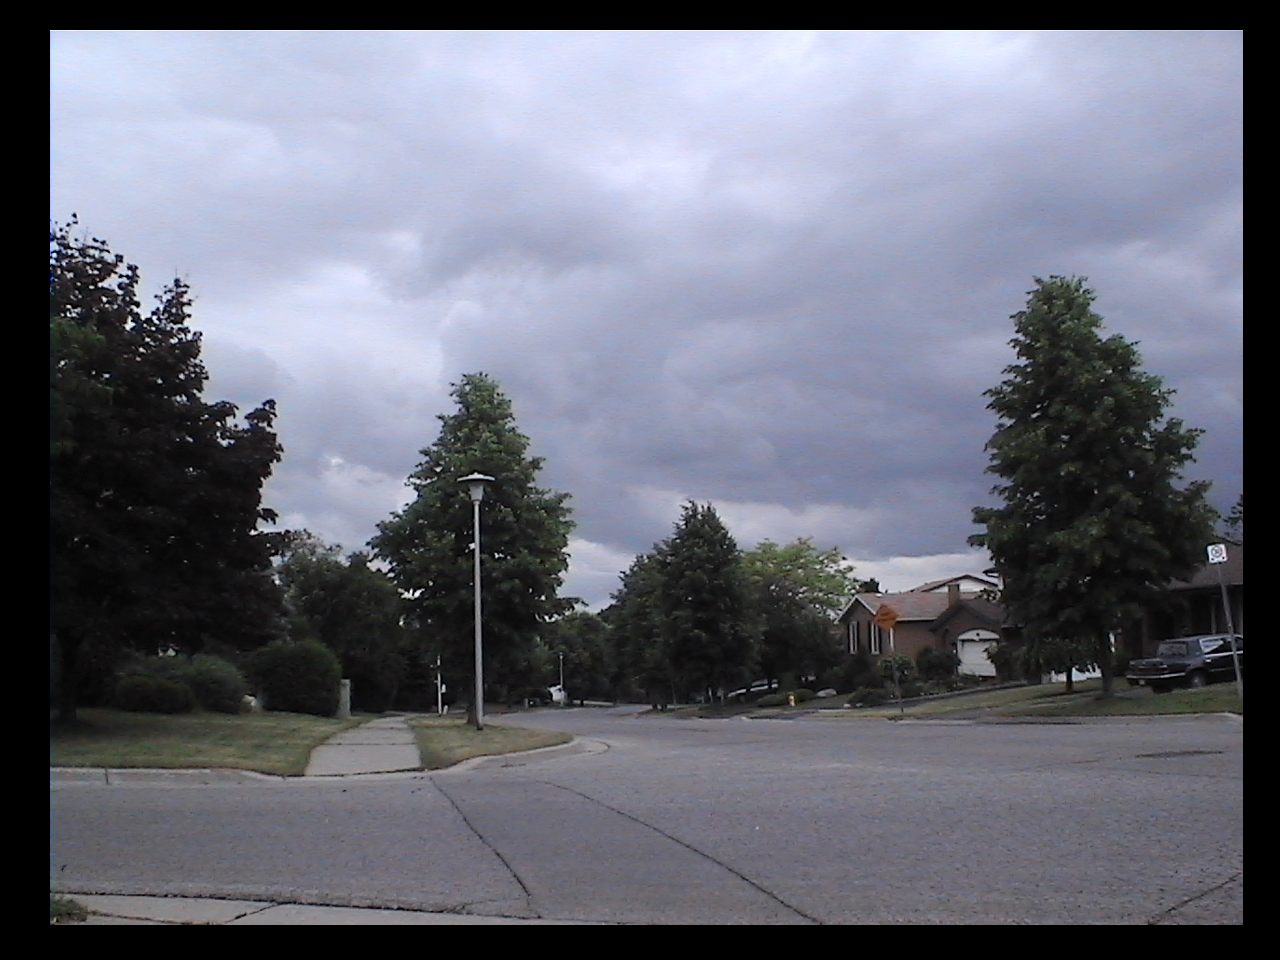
[837,575,1009,677]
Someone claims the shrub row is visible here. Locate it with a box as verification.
[112,654,248,714]
[109,642,345,718]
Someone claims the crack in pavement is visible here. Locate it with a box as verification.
[541,780,822,924]
[1146,871,1243,925]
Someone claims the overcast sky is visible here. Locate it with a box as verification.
[50,31,1242,608]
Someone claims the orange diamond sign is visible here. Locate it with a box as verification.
[873,604,899,631]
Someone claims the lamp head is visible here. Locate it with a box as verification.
[459,473,496,502]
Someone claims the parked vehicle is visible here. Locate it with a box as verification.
[725,680,777,701]
[1126,634,1243,693]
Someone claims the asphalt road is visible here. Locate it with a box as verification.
[51,707,1243,924]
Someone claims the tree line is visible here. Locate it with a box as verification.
[52,224,1230,717]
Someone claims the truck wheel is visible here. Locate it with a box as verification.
[1187,671,1208,689]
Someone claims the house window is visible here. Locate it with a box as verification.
[848,620,857,654]
[870,624,883,655]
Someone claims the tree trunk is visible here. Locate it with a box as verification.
[54,631,81,725]
[1097,631,1115,698]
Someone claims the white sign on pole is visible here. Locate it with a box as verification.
[1207,543,1228,564]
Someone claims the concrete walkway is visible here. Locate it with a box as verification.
[303,715,421,776]
[55,894,609,925]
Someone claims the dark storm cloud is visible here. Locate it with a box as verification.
[51,31,1241,602]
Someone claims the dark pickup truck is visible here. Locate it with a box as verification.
[1126,634,1243,693]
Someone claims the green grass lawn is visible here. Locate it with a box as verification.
[1009,683,1243,718]
[813,678,1243,720]
[50,708,364,776]
[408,716,572,769]
[51,708,575,776]
[50,895,88,924]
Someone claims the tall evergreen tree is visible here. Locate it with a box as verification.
[603,551,672,705]
[370,373,574,711]
[50,221,284,720]
[655,502,756,702]
[970,276,1215,696]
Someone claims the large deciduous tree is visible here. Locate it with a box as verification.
[50,221,285,720]
[742,538,860,689]
[370,373,574,714]
[970,276,1215,696]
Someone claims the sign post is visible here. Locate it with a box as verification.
[1207,544,1243,699]
[874,605,903,716]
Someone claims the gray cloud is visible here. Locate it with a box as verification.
[52,30,1242,604]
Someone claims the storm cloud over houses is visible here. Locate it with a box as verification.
[50,31,1242,607]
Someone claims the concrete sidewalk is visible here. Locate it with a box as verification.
[304,715,422,776]
[56,894,610,925]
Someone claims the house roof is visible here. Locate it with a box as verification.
[907,574,998,593]
[930,597,1007,633]
[843,591,979,622]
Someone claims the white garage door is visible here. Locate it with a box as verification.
[958,630,999,677]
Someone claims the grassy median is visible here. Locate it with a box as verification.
[409,715,572,769]
[50,708,364,776]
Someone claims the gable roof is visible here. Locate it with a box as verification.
[907,574,999,593]
[929,596,1007,633]
[843,591,968,623]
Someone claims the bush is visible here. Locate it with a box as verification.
[113,674,196,713]
[917,647,960,682]
[829,650,877,693]
[878,655,916,684]
[757,693,789,707]
[986,642,1022,682]
[180,654,250,713]
[899,679,925,699]
[846,687,890,707]
[247,641,341,717]
[109,653,250,714]
[790,688,816,703]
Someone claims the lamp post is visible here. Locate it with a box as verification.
[460,473,495,730]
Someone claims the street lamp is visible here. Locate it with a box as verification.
[460,473,495,730]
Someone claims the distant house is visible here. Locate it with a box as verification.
[837,575,1009,677]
